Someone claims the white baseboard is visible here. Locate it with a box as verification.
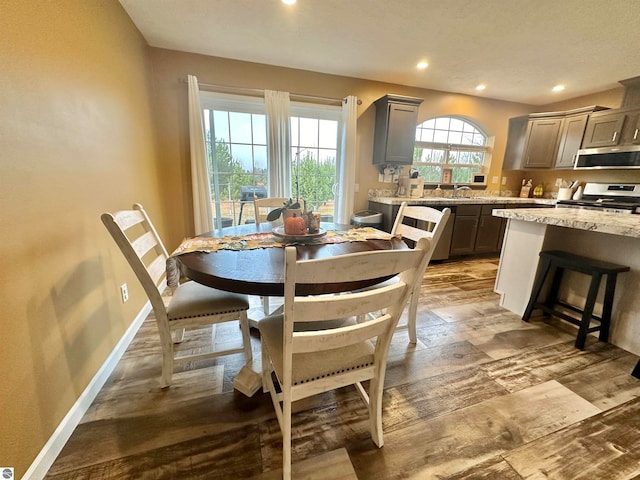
[23,301,152,480]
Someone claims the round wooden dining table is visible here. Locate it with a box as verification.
[175,222,408,297]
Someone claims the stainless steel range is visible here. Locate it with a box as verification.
[556,183,640,214]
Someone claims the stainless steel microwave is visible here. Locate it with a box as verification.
[574,145,640,169]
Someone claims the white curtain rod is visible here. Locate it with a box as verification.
[183,78,361,105]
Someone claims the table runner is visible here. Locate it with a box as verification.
[166,227,397,287]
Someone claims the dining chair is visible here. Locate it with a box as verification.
[253,196,291,224]
[101,203,252,388]
[387,202,451,343]
[253,196,304,315]
[259,239,431,479]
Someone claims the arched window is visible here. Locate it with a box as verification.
[412,116,489,184]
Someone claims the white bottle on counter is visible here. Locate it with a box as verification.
[434,184,443,197]
[572,185,584,200]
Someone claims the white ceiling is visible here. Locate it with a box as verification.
[120,0,640,106]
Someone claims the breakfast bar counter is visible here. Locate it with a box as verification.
[493,207,640,355]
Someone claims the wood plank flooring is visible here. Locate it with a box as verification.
[45,255,640,479]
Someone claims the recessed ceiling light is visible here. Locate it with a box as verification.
[552,85,565,92]
[476,84,486,91]
[416,61,428,70]
[282,0,296,4]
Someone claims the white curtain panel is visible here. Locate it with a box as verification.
[187,75,213,234]
[264,90,292,198]
[336,96,358,224]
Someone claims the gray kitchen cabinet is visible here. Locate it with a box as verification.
[555,113,589,169]
[582,107,640,148]
[503,106,607,170]
[367,201,453,260]
[582,110,627,148]
[372,94,423,166]
[503,116,529,170]
[450,205,481,256]
[623,110,640,145]
[522,117,563,168]
[475,204,506,253]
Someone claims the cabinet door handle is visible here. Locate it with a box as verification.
[612,131,618,143]
[634,128,639,141]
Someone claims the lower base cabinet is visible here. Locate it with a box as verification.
[368,201,552,259]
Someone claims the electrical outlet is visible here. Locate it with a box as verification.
[502,176,507,185]
[555,178,563,187]
[491,176,499,184]
[120,283,129,303]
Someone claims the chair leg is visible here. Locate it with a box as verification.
[407,291,418,345]
[161,350,174,388]
[369,375,385,448]
[262,296,270,315]
[260,339,270,393]
[239,311,252,363]
[575,273,602,350]
[282,398,293,480]
[173,328,185,344]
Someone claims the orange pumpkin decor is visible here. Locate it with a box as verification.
[284,213,307,235]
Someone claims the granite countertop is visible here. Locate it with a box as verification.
[369,196,556,206]
[493,207,640,238]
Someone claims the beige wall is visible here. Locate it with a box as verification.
[1,1,162,476]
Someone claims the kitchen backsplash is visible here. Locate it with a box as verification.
[368,188,520,199]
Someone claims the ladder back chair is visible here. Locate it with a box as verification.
[374,202,451,343]
[259,238,431,479]
[253,197,291,224]
[253,196,304,315]
[101,203,252,388]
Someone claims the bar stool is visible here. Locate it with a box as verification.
[522,250,630,350]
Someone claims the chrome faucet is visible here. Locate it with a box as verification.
[453,184,472,198]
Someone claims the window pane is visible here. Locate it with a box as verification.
[415,148,446,163]
[213,111,230,142]
[413,165,443,183]
[230,144,253,171]
[448,131,463,144]
[419,127,434,142]
[252,114,266,144]
[318,120,337,148]
[228,112,253,143]
[449,118,464,132]
[254,145,267,171]
[435,117,450,130]
[433,129,449,143]
[299,117,318,147]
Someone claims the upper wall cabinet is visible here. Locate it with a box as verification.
[582,107,640,148]
[503,106,607,170]
[522,116,564,168]
[555,113,590,169]
[372,94,423,166]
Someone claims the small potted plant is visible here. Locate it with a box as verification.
[266,198,302,222]
[266,198,308,234]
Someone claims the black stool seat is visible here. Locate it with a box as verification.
[522,250,630,350]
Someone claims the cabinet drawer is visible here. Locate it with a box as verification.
[456,205,481,216]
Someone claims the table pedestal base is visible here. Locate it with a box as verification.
[233,365,262,396]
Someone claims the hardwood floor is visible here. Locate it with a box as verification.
[45,255,640,479]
